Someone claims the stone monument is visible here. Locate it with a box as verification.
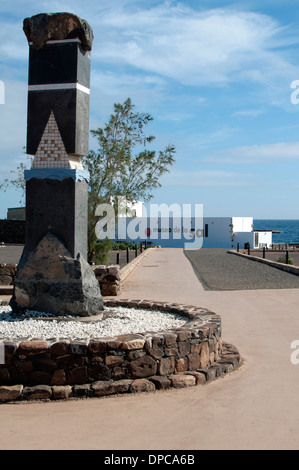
[10,12,104,317]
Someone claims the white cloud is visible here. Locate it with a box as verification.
[161,168,253,187]
[91,3,298,87]
[232,109,266,118]
[203,141,299,164]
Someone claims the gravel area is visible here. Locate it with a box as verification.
[249,250,299,266]
[184,248,299,291]
[0,244,24,264]
[0,305,194,341]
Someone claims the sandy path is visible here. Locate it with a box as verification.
[1,247,299,450]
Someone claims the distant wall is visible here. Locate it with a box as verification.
[7,208,25,220]
[0,220,25,244]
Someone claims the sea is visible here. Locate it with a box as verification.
[253,220,299,245]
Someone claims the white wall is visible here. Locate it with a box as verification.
[232,217,253,233]
[118,200,145,218]
[253,231,272,248]
[233,232,255,249]
[201,217,233,248]
[113,216,272,249]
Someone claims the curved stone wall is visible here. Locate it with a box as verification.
[0,299,241,402]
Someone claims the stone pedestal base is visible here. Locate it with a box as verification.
[10,232,103,317]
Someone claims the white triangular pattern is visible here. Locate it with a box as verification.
[32,111,71,169]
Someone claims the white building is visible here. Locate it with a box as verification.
[116,215,272,249]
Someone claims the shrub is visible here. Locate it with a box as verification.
[89,237,113,264]
[276,256,295,265]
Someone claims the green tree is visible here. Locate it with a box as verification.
[0,99,176,264]
[82,98,176,264]
[0,155,32,204]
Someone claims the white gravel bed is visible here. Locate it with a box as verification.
[0,305,196,341]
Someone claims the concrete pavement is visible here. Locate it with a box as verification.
[1,247,299,450]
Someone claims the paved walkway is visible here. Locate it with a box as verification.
[1,247,299,450]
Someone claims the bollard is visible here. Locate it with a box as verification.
[116,252,120,265]
[286,250,289,265]
[263,247,266,259]
[248,243,250,255]
[135,245,138,258]
[237,243,239,252]
[126,246,129,263]
[140,243,143,253]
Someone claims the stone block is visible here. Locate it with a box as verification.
[131,379,156,393]
[0,384,23,402]
[175,357,188,372]
[49,341,70,356]
[92,379,132,396]
[72,384,90,397]
[163,333,177,346]
[148,376,171,390]
[178,341,191,357]
[88,340,107,354]
[52,385,72,400]
[199,342,210,368]
[105,355,124,367]
[23,385,52,400]
[50,369,66,385]
[66,366,87,385]
[188,353,201,371]
[87,363,111,381]
[129,355,157,378]
[14,360,33,374]
[0,368,10,384]
[118,334,146,350]
[148,348,164,360]
[169,374,196,388]
[35,357,57,373]
[17,341,49,356]
[28,371,51,385]
[158,357,175,376]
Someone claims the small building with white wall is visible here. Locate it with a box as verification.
[116,214,273,249]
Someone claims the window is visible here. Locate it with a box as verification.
[254,232,259,248]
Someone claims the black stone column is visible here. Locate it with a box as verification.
[10,13,103,317]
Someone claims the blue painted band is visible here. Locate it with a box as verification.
[24,168,90,182]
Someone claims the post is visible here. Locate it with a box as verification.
[237,243,239,252]
[116,252,120,265]
[286,250,289,265]
[248,243,250,255]
[10,13,103,317]
[126,246,129,263]
[135,245,138,258]
[263,246,266,259]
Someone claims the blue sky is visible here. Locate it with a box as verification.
[1,0,299,220]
